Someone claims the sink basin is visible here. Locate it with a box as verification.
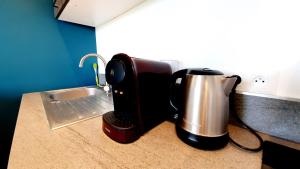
[48,87,103,101]
[40,86,113,129]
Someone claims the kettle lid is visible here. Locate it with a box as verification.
[187,68,223,75]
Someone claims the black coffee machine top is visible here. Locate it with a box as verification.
[102,53,172,143]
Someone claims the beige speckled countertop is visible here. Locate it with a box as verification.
[8,92,265,169]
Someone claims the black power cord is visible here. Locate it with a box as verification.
[228,76,263,152]
[229,94,264,152]
[229,111,264,152]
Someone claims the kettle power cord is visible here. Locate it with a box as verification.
[227,77,263,152]
[229,109,264,152]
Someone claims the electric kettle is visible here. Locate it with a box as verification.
[170,68,241,150]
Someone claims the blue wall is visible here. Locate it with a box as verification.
[0,0,97,167]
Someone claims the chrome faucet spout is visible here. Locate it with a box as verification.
[79,53,110,93]
[79,53,107,68]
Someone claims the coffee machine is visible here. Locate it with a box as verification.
[102,53,172,143]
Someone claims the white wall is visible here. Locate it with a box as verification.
[96,0,300,99]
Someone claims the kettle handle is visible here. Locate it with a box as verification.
[226,75,242,89]
[169,69,188,114]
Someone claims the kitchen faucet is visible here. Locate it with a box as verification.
[79,53,107,68]
[79,53,110,92]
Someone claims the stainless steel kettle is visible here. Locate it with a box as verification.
[170,68,241,150]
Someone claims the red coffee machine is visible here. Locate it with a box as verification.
[102,53,172,143]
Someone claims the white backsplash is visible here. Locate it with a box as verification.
[96,0,300,99]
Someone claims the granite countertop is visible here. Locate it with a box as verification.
[8,92,264,169]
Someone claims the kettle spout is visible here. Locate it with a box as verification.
[223,75,241,96]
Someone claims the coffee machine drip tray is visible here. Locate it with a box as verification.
[102,111,139,143]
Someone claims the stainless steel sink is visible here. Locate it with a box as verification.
[40,86,113,129]
[48,87,103,102]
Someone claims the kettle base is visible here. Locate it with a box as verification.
[176,126,229,150]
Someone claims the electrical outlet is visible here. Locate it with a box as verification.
[237,72,279,95]
[251,75,270,93]
[253,76,266,85]
[248,74,279,95]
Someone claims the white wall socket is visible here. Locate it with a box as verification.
[253,76,266,85]
[248,74,278,95]
[237,72,280,96]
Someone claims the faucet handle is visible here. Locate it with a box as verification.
[104,85,110,92]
